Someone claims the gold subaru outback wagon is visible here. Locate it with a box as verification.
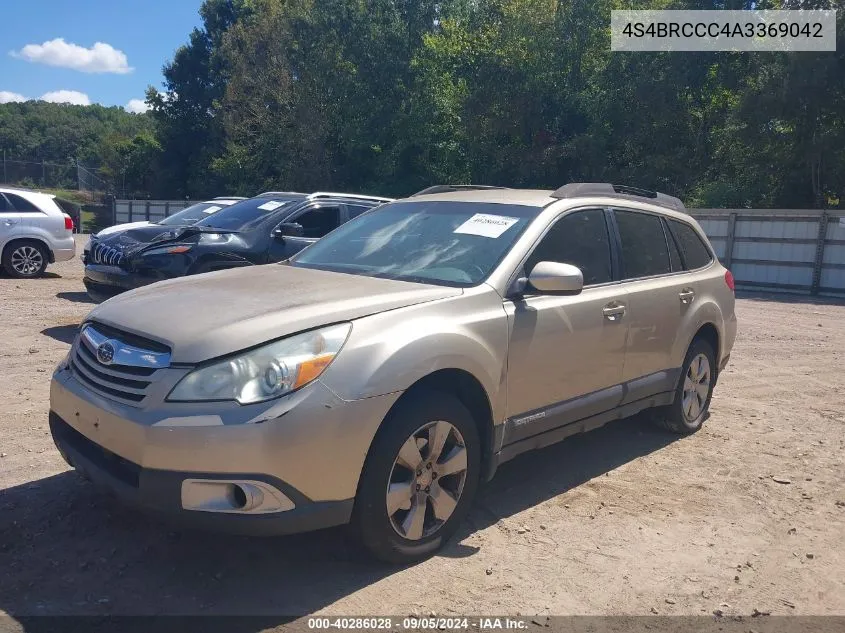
[50,183,737,563]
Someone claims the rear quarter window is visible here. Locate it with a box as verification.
[668,219,713,269]
[4,193,41,213]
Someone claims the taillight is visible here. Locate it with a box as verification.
[63,214,74,231]
[724,269,735,292]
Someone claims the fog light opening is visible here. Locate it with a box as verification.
[229,483,248,509]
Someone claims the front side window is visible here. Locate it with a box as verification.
[614,210,671,279]
[291,201,539,286]
[293,206,341,238]
[524,208,612,286]
[0,195,9,212]
[667,218,713,270]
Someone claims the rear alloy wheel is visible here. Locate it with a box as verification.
[3,243,48,278]
[653,338,716,434]
[354,391,480,563]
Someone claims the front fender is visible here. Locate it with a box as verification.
[321,287,510,422]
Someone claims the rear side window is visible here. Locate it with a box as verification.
[0,195,8,212]
[614,210,671,279]
[668,219,713,269]
[525,208,612,285]
[4,193,41,212]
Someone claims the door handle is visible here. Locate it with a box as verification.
[679,288,695,304]
[602,302,626,321]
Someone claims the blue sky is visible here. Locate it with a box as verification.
[0,1,203,111]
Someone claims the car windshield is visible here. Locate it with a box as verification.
[290,201,539,286]
[193,196,301,231]
[158,202,234,226]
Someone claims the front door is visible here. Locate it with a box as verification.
[504,208,629,444]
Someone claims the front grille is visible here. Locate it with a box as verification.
[69,324,171,406]
[90,241,125,267]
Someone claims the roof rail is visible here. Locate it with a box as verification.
[212,196,248,201]
[256,191,309,198]
[411,185,509,197]
[307,191,394,203]
[550,183,685,211]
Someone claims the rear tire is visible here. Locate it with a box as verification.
[352,390,480,564]
[2,241,48,278]
[653,338,716,434]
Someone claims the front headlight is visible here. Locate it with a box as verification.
[142,244,192,256]
[167,323,351,404]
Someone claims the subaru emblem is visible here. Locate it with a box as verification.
[96,341,116,365]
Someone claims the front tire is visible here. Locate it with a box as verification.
[3,241,48,278]
[653,338,716,434]
[353,390,480,564]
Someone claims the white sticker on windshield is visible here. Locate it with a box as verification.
[202,205,222,214]
[257,200,285,211]
[453,213,519,238]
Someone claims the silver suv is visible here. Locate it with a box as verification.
[1,187,76,277]
[49,183,736,562]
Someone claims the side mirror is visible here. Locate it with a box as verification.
[273,222,304,239]
[528,261,584,294]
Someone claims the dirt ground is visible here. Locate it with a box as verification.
[1,234,844,621]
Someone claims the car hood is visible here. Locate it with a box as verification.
[95,221,152,239]
[86,264,462,363]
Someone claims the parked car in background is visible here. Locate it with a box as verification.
[83,197,246,264]
[51,182,735,562]
[0,187,76,278]
[82,191,392,302]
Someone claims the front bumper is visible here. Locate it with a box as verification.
[83,264,153,300]
[49,362,400,535]
[50,412,352,536]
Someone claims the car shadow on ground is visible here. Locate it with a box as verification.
[56,291,95,304]
[40,324,81,345]
[0,414,678,622]
[0,271,62,280]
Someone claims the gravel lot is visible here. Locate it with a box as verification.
[1,235,844,620]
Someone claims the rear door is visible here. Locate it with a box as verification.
[0,194,21,246]
[611,208,689,402]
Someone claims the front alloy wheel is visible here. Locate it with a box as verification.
[353,390,480,563]
[387,421,469,540]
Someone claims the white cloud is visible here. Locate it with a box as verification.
[40,90,91,106]
[11,38,133,74]
[0,91,28,104]
[125,98,149,114]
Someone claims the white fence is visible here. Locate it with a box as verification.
[113,199,199,224]
[690,209,844,297]
[112,200,845,297]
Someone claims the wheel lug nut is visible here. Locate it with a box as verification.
[416,470,422,476]
[426,463,432,470]
[425,486,430,493]
[416,484,420,491]
[432,473,438,479]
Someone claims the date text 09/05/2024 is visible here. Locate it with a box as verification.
[307,617,532,630]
